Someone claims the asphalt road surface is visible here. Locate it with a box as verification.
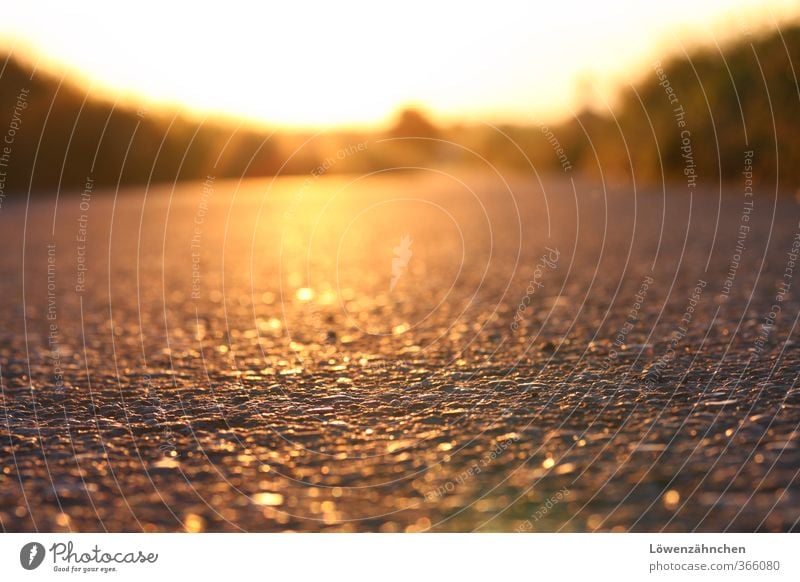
[1,171,799,532]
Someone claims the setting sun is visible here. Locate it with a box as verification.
[1,0,797,128]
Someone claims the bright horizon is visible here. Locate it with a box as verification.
[1,0,798,130]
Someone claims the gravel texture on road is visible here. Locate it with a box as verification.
[1,172,799,532]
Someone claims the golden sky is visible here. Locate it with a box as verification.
[1,0,798,129]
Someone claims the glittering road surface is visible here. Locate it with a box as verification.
[1,172,799,532]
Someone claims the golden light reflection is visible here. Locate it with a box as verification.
[295,288,315,302]
[252,492,285,507]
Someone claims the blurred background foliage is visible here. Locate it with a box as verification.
[0,24,798,195]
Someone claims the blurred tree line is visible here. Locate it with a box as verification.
[0,23,798,195]
[451,24,800,192]
[0,55,285,194]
